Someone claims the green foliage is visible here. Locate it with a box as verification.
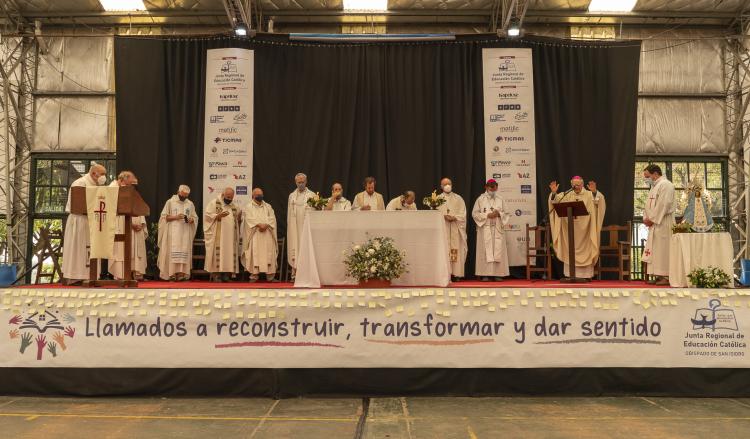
[306,193,329,210]
[672,222,694,234]
[422,191,446,210]
[146,222,159,271]
[687,266,732,289]
[343,236,408,282]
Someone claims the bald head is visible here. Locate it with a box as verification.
[117,171,136,186]
[89,164,106,184]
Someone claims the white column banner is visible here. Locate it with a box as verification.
[203,48,254,206]
[482,48,537,266]
[85,186,119,259]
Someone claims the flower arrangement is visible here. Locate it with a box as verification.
[306,192,329,211]
[672,222,694,234]
[343,236,408,282]
[688,266,732,288]
[422,191,446,210]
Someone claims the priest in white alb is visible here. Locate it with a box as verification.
[641,164,675,286]
[109,171,148,280]
[325,183,351,211]
[242,188,278,282]
[472,179,510,280]
[437,177,467,280]
[352,176,385,211]
[287,173,315,279]
[548,176,606,280]
[61,163,107,285]
[204,187,241,282]
[157,185,198,281]
[386,191,417,211]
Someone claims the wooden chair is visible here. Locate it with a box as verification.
[191,238,209,280]
[596,222,632,281]
[33,224,63,284]
[526,224,553,280]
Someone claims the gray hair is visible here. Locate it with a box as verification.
[295,173,307,180]
[178,185,191,194]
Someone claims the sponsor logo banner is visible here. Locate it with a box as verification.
[203,49,254,206]
[482,48,537,266]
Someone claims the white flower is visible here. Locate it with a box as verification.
[353,245,360,251]
[370,266,377,273]
[368,248,375,255]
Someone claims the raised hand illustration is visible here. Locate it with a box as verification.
[62,313,75,324]
[36,334,47,360]
[19,332,32,354]
[53,331,67,350]
[47,342,58,358]
[8,315,21,325]
[9,329,19,339]
[64,327,75,338]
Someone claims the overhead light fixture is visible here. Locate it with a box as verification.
[588,0,637,12]
[507,17,521,37]
[342,0,387,12]
[234,25,248,37]
[99,0,146,11]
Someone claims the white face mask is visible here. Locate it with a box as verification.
[442,184,452,194]
[487,190,496,198]
[296,182,306,191]
[644,177,653,187]
[97,175,106,185]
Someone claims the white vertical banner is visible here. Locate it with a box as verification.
[482,48,537,266]
[203,48,254,206]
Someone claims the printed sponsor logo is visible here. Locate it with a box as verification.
[222,148,246,156]
[497,125,519,133]
[515,111,529,121]
[218,105,240,112]
[233,113,248,124]
[505,146,531,154]
[498,92,519,99]
[209,174,227,180]
[210,115,224,123]
[220,94,239,101]
[492,173,511,179]
[236,186,248,195]
[219,127,238,134]
[233,174,247,180]
[504,197,526,203]
[208,161,227,168]
[232,160,246,168]
[220,60,238,73]
[490,160,512,167]
[497,104,521,111]
[520,184,532,194]
[208,186,216,193]
[496,136,525,142]
[489,114,506,122]
[514,209,532,216]
[517,172,531,179]
[516,159,531,167]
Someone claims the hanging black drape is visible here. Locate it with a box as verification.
[115,33,640,278]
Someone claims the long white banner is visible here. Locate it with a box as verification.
[203,48,254,206]
[482,48,537,266]
[2,287,749,368]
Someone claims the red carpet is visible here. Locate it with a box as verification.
[18,279,661,289]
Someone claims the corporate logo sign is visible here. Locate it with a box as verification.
[203,49,254,206]
[483,48,536,266]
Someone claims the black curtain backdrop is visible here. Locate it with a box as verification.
[115,34,640,278]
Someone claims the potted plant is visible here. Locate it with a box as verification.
[343,236,408,287]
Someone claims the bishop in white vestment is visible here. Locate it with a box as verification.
[548,177,606,279]
[204,187,241,282]
[352,176,385,211]
[61,164,107,284]
[472,180,510,279]
[287,173,315,277]
[437,178,467,279]
[157,185,198,281]
[109,171,148,280]
[641,165,675,285]
[242,188,278,281]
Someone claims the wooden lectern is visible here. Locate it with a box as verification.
[551,200,589,283]
[70,185,150,287]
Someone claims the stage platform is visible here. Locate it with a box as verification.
[3,281,750,397]
[25,280,660,290]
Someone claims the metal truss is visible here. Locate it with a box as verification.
[222,0,263,33]
[0,3,36,280]
[489,0,530,34]
[725,16,750,269]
